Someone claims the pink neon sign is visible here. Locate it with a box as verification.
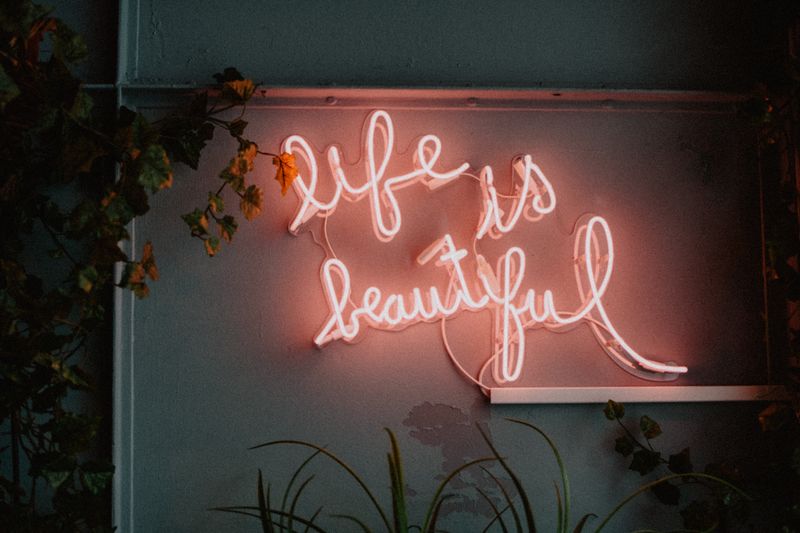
[281,110,688,386]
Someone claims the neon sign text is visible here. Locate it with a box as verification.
[282,110,687,385]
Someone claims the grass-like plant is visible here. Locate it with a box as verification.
[214,418,748,532]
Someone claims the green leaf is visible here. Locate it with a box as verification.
[651,480,680,506]
[385,429,408,533]
[208,192,224,214]
[595,473,750,532]
[69,89,93,120]
[507,417,570,533]
[603,400,624,420]
[257,469,274,533]
[629,449,661,476]
[475,485,509,533]
[77,265,98,293]
[229,119,248,137]
[475,424,535,533]
[53,19,88,63]
[572,513,596,533]
[182,208,209,237]
[204,236,220,257]
[0,64,20,111]
[250,439,391,532]
[614,435,634,457]
[42,466,72,489]
[425,494,452,533]
[57,361,90,389]
[639,415,662,439]
[118,262,149,298]
[80,460,114,495]
[280,449,321,530]
[102,191,135,224]
[667,448,692,474]
[219,215,238,242]
[136,144,174,193]
[240,184,263,221]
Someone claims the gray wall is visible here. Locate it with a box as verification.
[56,1,781,531]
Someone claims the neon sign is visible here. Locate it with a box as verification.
[281,110,688,387]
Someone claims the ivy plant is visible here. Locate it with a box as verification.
[0,2,296,530]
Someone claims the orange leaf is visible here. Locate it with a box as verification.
[273,152,298,196]
[240,185,264,221]
[141,241,159,281]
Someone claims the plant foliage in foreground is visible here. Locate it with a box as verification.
[215,418,747,532]
[0,2,296,530]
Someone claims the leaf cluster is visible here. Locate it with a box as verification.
[603,400,750,530]
[217,420,744,532]
[0,1,288,530]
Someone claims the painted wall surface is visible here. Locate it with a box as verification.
[127,0,781,90]
[121,98,767,531]
[51,1,780,531]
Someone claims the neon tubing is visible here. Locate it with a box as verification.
[283,110,470,241]
[281,109,687,385]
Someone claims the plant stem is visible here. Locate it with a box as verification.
[594,473,750,532]
[615,418,647,451]
[38,216,79,266]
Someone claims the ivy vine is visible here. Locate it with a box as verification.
[0,2,295,530]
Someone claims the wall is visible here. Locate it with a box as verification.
[55,1,787,531]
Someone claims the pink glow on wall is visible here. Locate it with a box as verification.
[280,109,687,389]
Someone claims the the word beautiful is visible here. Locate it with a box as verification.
[282,110,687,383]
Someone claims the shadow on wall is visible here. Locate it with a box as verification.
[404,400,515,518]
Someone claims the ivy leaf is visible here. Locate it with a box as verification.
[668,448,693,474]
[158,115,215,170]
[77,265,98,293]
[629,449,661,476]
[69,90,93,121]
[101,191,135,225]
[614,435,634,457]
[42,462,74,489]
[204,236,220,257]
[136,144,173,193]
[220,142,257,193]
[273,152,298,196]
[208,192,224,214]
[119,262,148,298]
[603,399,625,420]
[222,79,255,104]
[61,134,104,176]
[80,461,114,495]
[141,241,158,281]
[116,108,153,152]
[181,208,209,237]
[219,215,238,242]
[0,64,20,111]
[240,184,263,221]
[54,360,90,389]
[52,19,88,63]
[651,481,680,506]
[229,118,248,137]
[213,67,245,83]
[640,415,662,439]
